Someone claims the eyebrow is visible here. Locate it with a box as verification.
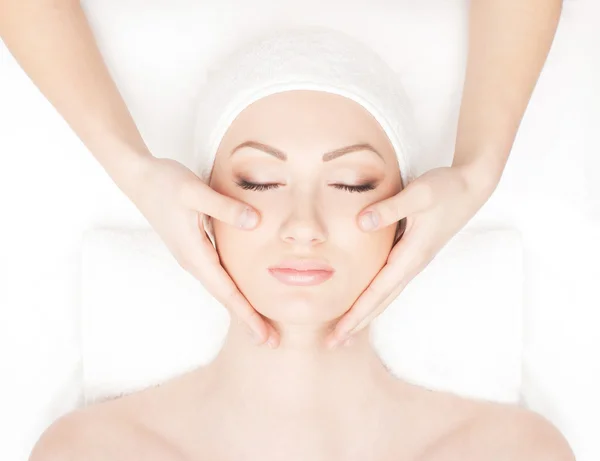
[230,140,384,162]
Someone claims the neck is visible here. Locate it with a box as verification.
[204,321,396,416]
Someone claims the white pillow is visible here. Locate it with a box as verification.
[81,226,524,405]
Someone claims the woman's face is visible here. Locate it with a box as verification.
[209,90,402,325]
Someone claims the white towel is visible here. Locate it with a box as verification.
[192,26,418,187]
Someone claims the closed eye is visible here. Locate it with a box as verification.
[235,179,280,191]
[235,180,377,193]
[332,183,376,193]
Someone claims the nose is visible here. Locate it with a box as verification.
[278,191,327,246]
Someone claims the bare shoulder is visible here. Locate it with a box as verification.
[420,402,576,461]
[28,368,213,461]
[28,403,189,461]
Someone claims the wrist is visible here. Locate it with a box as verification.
[452,155,504,199]
[97,142,155,201]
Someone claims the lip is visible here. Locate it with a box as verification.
[268,259,335,286]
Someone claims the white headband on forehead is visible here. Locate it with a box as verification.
[192,26,417,187]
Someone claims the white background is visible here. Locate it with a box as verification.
[1,0,599,459]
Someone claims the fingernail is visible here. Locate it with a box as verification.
[237,207,259,229]
[359,211,379,231]
[267,337,277,349]
[343,336,354,347]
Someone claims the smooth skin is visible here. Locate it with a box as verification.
[0,0,563,349]
[326,0,564,347]
[26,89,574,460]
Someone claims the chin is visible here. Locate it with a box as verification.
[248,291,350,324]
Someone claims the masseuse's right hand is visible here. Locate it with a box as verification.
[131,155,279,347]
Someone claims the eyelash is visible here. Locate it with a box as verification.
[235,180,376,193]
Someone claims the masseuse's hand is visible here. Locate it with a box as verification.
[325,163,499,348]
[132,156,279,347]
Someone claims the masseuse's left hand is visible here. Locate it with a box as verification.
[325,162,500,349]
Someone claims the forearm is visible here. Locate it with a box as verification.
[453,0,562,187]
[0,0,151,194]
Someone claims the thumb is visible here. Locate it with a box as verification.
[182,181,260,229]
[358,182,432,231]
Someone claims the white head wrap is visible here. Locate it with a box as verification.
[192,26,417,187]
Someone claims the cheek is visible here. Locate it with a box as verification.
[326,214,396,313]
[323,191,395,247]
[212,219,278,291]
[325,199,396,281]
[213,222,258,260]
[330,216,396,265]
[212,223,252,286]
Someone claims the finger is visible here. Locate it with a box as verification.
[181,179,260,229]
[194,212,280,348]
[340,282,407,347]
[265,323,281,349]
[189,256,269,343]
[324,263,398,348]
[349,282,406,335]
[184,215,271,345]
[325,232,424,347]
[326,281,407,350]
[193,208,280,348]
[358,181,434,231]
